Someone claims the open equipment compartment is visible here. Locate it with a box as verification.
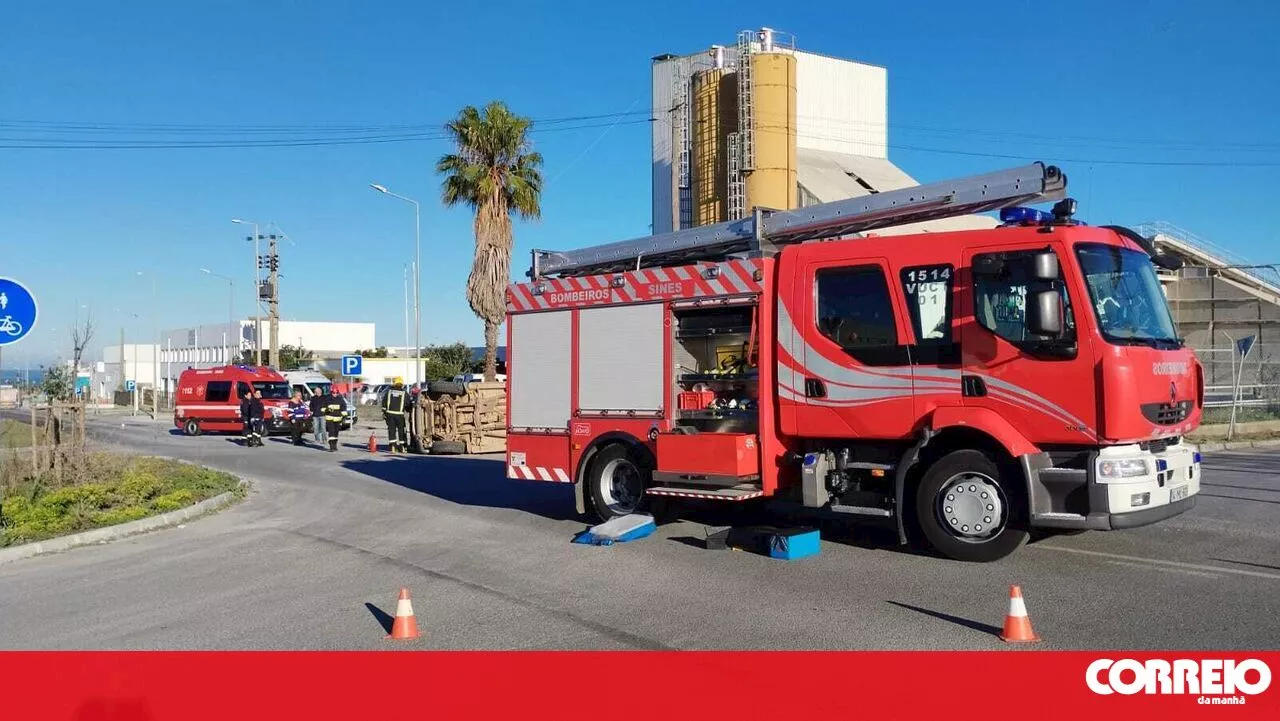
[656,297,763,487]
[671,299,760,433]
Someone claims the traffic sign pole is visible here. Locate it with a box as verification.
[341,355,363,413]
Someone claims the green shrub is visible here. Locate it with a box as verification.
[0,456,240,547]
[152,489,195,512]
[93,506,151,526]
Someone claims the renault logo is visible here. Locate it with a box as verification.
[1170,381,1177,402]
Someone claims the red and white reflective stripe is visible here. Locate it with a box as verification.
[509,465,572,483]
[644,488,764,501]
[507,258,764,311]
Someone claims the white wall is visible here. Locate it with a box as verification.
[276,321,376,354]
[157,319,376,367]
[795,52,887,158]
[330,357,420,385]
[103,344,159,364]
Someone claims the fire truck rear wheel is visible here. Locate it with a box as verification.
[915,449,1029,563]
[587,443,651,521]
[183,418,201,436]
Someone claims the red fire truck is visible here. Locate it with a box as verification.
[505,162,1203,562]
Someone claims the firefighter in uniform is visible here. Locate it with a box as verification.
[322,386,347,452]
[286,390,310,446]
[381,378,409,454]
[239,390,254,446]
[245,389,265,447]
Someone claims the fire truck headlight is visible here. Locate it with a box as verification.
[1098,458,1150,480]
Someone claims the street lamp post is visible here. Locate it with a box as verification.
[113,306,140,416]
[201,269,236,363]
[137,271,158,416]
[371,184,421,388]
[231,218,262,365]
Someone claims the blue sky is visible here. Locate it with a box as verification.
[2,0,1276,366]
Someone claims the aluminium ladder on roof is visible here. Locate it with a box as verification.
[529,161,1069,279]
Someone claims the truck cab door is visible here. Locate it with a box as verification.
[898,262,963,418]
[960,245,1097,444]
[782,255,917,440]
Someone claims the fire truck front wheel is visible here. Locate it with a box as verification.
[183,418,201,436]
[587,443,651,520]
[915,449,1029,563]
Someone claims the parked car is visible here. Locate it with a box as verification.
[452,373,506,384]
[360,384,387,405]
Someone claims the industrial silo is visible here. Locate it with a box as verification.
[691,46,738,226]
[743,29,797,214]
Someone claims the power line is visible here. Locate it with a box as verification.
[0,110,655,135]
[4,105,1279,167]
[0,118,654,150]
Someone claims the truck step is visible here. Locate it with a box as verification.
[830,504,893,518]
[652,471,760,487]
[646,485,764,501]
[844,462,893,472]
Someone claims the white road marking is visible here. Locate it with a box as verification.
[1038,545,1280,581]
[1105,560,1221,580]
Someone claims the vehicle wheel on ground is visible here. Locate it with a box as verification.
[586,443,652,522]
[428,440,466,455]
[183,418,201,436]
[427,380,467,399]
[914,449,1029,563]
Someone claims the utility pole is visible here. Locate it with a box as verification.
[232,218,263,366]
[266,233,280,369]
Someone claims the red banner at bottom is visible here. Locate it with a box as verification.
[2,651,1276,720]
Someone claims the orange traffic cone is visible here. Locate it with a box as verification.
[387,588,420,640]
[999,585,1040,643]
[368,433,378,453]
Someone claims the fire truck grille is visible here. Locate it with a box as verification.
[1140,400,1193,426]
[1139,436,1180,454]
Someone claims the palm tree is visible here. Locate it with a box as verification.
[436,101,543,382]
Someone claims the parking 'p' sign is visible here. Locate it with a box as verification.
[341,354,363,376]
[0,277,37,347]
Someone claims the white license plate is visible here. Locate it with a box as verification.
[1170,485,1190,502]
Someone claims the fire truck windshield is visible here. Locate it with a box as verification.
[251,381,292,399]
[1075,243,1180,348]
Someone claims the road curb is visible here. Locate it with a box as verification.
[1193,439,1280,452]
[0,479,249,567]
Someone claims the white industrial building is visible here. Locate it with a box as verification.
[88,320,375,399]
[92,343,161,401]
[650,28,995,236]
[156,319,375,369]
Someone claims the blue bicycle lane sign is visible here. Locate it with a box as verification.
[0,277,38,346]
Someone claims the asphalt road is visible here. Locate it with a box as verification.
[1,409,1277,650]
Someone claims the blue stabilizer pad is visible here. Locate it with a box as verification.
[572,514,657,546]
[727,526,821,560]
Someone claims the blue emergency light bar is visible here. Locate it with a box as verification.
[1000,207,1054,225]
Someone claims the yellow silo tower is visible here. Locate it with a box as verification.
[691,46,738,226]
[743,28,797,214]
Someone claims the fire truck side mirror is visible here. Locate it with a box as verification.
[1032,251,1059,281]
[1026,289,1062,337]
